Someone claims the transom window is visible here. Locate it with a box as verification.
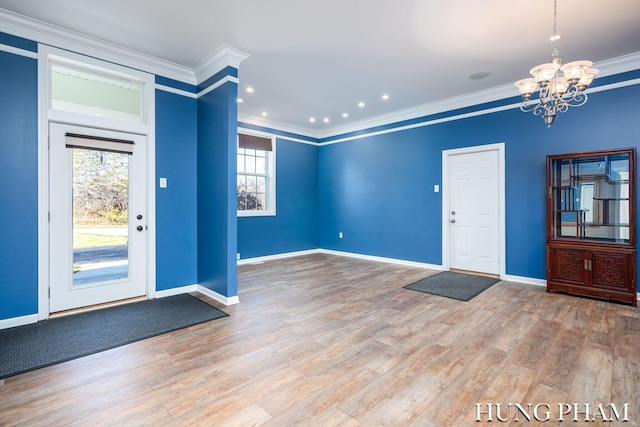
[237,132,276,216]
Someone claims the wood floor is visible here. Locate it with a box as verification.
[1,253,639,426]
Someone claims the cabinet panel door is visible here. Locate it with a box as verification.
[590,250,634,291]
[548,246,587,285]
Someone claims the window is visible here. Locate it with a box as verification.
[237,132,276,216]
[46,49,148,125]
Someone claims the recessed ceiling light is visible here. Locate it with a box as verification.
[469,71,491,80]
[342,113,349,118]
[261,111,268,116]
[237,98,243,103]
[382,94,389,100]
[358,102,365,108]
[246,87,254,93]
[323,118,330,123]
[309,117,316,123]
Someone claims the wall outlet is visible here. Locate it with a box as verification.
[237,253,240,260]
[339,232,343,239]
[159,177,167,188]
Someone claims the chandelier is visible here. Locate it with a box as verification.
[515,0,599,128]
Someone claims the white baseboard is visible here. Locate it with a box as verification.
[317,249,443,271]
[155,283,239,306]
[154,284,198,299]
[503,274,547,287]
[0,313,38,330]
[237,249,319,265]
[196,285,240,306]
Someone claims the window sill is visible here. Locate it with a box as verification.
[238,210,276,217]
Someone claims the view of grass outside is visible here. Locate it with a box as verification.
[73,232,128,248]
[72,148,129,278]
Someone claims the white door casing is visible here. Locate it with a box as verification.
[442,143,505,277]
[49,123,147,312]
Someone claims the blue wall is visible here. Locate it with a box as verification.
[1,24,638,323]
[238,139,319,258]
[0,50,38,320]
[318,82,640,280]
[155,88,198,291]
[197,80,238,298]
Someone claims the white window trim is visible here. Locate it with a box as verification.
[237,129,276,217]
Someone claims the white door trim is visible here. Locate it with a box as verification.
[442,142,506,278]
[37,45,156,319]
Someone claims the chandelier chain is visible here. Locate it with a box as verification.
[552,0,559,59]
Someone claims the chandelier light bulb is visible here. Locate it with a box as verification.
[514,0,596,127]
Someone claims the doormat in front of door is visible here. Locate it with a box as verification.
[404,271,500,301]
[0,293,228,379]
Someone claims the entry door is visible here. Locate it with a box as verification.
[448,149,500,275]
[49,123,147,313]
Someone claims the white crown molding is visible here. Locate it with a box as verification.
[0,42,37,58]
[194,44,249,85]
[594,51,640,77]
[0,8,196,84]
[250,51,640,141]
[238,114,323,141]
[155,84,198,99]
[319,83,517,140]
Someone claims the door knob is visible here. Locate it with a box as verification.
[451,211,456,215]
[450,219,456,223]
[137,225,143,231]
[137,214,143,220]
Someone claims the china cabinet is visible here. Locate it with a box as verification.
[546,148,637,305]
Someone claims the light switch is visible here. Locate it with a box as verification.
[434,184,440,193]
[159,178,167,188]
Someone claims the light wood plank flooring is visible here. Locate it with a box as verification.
[1,253,639,426]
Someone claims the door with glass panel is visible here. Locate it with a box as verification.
[49,123,146,313]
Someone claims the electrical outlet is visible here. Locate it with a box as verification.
[237,253,240,260]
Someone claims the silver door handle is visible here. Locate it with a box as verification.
[450,219,456,223]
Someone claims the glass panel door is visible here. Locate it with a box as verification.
[49,123,146,313]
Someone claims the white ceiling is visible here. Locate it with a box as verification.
[1,0,639,137]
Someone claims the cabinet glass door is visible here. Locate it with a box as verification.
[551,153,630,243]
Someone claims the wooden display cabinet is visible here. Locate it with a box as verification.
[546,148,637,305]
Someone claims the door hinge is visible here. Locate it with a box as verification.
[48,212,50,223]
[48,287,50,297]
[48,136,50,149]
[549,186,552,199]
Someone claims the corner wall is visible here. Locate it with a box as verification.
[155,82,198,291]
[237,138,319,259]
[197,72,239,298]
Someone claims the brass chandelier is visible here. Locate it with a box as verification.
[515,0,599,128]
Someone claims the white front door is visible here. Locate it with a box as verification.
[49,123,147,312]
[447,148,501,275]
